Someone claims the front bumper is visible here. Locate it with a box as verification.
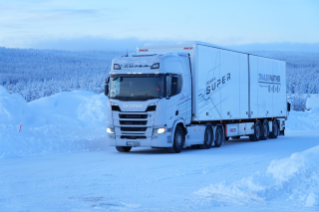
[107,133,172,148]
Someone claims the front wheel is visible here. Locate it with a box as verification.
[116,146,132,152]
[168,125,184,153]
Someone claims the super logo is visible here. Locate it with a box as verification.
[206,73,231,95]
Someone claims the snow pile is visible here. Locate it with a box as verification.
[286,109,319,132]
[307,95,319,110]
[0,86,108,158]
[196,145,319,207]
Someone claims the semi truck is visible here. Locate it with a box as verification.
[105,42,289,153]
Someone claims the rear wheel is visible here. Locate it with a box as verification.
[213,127,223,147]
[116,146,132,152]
[249,120,261,141]
[200,125,213,149]
[260,119,269,140]
[168,125,184,153]
[269,119,279,139]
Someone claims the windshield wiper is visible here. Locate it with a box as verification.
[111,96,132,101]
[134,96,160,100]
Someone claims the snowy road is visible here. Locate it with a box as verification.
[1,131,319,212]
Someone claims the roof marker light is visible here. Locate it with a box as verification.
[184,47,193,50]
[151,63,160,69]
[114,64,121,70]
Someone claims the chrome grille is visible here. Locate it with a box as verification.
[120,121,147,125]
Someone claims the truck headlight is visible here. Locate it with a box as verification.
[106,127,115,134]
[153,127,166,135]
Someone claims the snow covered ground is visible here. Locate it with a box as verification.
[1,86,319,211]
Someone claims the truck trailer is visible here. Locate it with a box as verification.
[105,42,289,153]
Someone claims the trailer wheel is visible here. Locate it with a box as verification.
[231,136,240,140]
[260,119,269,140]
[200,125,213,149]
[213,127,223,147]
[269,119,279,139]
[167,125,184,153]
[116,146,132,152]
[249,120,261,141]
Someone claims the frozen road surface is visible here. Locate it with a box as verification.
[1,87,319,211]
[1,131,319,212]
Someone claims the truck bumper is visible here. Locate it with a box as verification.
[107,133,172,148]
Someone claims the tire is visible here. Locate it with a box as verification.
[260,119,269,140]
[231,136,240,140]
[116,146,132,152]
[249,120,261,141]
[167,125,184,153]
[200,125,213,149]
[213,127,223,147]
[269,119,279,139]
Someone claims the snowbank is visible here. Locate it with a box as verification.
[307,96,319,110]
[196,145,319,207]
[286,109,319,132]
[0,86,108,158]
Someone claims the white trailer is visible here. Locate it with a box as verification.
[105,42,289,153]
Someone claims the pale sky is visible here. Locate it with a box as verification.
[0,0,318,50]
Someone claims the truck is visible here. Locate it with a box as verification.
[104,42,289,153]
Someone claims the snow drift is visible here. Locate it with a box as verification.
[285,109,319,132]
[196,145,319,207]
[0,86,108,158]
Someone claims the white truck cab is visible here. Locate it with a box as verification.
[105,42,288,153]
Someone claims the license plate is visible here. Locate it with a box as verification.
[126,141,140,146]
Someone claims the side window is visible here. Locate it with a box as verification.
[166,74,182,97]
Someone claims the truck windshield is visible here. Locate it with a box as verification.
[109,74,165,100]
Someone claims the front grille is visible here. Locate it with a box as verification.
[121,136,146,139]
[120,121,147,125]
[121,127,147,132]
[119,114,147,119]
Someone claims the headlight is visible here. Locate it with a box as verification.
[106,127,115,134]
[153,127,166,135]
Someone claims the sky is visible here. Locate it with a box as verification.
[0,0,318,51]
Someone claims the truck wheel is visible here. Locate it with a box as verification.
[200,125,213,149]
[213,127,223,147]
[269,119,279,139]
[168,125,184,153]
[249,120,261,141]
[260,119,269,140]
[231,136,240,140]
[116,146,132,152]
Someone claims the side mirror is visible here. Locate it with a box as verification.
[105,77,110,96]
[104,84,109,96]
[287,102,291,112]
